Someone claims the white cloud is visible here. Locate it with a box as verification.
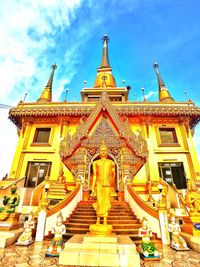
[0,109,18,179]
[144,90,157,100]
[0,0,82,177]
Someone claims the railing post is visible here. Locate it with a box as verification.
[35,180,49,241]
[157,194,170,245]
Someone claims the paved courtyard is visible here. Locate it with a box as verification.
[0,241,199,267]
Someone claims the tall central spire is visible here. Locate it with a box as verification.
[100,34,111,69]
[94,35,116,88]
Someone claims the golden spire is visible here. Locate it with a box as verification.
[100,34,111,68]
[153,62,174,103]
[94,35,116,88]
[37,64,57,103]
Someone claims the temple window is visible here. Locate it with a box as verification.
[24,161,52,188]
[158,162,187,189]
[33,128,51,144]
[159,128,178,144]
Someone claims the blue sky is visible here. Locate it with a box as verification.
[0,0,200,177]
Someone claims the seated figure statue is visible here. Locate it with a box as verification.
[138,217,159,258]
[185,181,200,215]
[168,215,189,250]
[0,183,20,221]
[17,212,35,245]
[48,212,66,254]
[57,169,66,184]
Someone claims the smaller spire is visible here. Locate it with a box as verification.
[153,62,174,103]
[100,34,111,68]
[37,64,57,103]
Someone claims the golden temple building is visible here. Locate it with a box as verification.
[0,35,200,265]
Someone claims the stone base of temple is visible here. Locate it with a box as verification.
[181,232,200,253]
[182,216,200,237]
[59,234,140,267]
[0,228,23,248]
[0,213,20,231]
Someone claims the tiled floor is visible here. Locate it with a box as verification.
[0,241,199,267]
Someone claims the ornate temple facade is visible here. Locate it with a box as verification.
[1,36,200,253]
[6,35,200,200]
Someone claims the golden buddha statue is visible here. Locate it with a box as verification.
[168,215,189,250]
[17,212,35,245]
[185,181,200,215]
[57,168,66,184]
[138,217,159,257]
[48,212,66,254]
[0,183,20,221]
[91,141,115,226]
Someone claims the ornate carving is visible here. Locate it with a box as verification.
[60,92,149,191]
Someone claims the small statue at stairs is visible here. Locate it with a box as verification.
[16,212,35,245]
[138,217,159,258]
[57,169,66,184]
[168,215,189,250]
[47,212,66,255]
[185,180,200,216]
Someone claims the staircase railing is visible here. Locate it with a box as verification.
[126,184,161,238]
[44,184,82,235]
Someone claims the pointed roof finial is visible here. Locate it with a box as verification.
[100,34,111,68]
[153,62,174,103]
[37,64,57,103]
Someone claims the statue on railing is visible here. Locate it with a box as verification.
[157,178,168,209]
[16,212,35,245]
[47,212,66,255]
[138,217,159,258]
[57,168,66,184]
[168,215,189,250]
[185,180,200,216]
[0,183,20,221]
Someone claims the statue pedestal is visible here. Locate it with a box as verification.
[182,216,200,237]
[89,224,113,236]
[0,228,23,248]
[0,213,20,231]
[59,234,140,267]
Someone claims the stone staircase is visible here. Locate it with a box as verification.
[50,200,160,244]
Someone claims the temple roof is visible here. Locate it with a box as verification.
[9,100,200,129]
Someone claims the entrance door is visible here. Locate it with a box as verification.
[25,162,52,188]
[158,162,187,189]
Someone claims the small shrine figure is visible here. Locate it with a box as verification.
[0,183,20,221]
[168,215,189,250]
[47,212,66,255]
[16,212,35,245]
[57,169,66,184]
[138,217,159,259]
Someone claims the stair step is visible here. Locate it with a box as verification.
[68,219,140,224]
[70,215,137,220]
[65,223,141,230]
